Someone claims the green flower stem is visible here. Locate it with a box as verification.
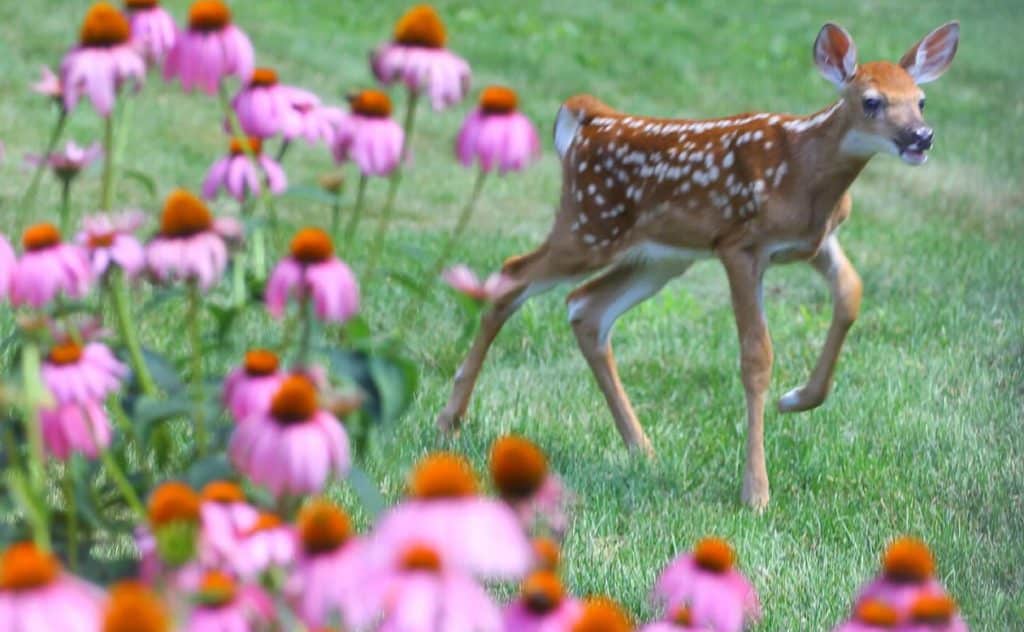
[342,174,368,246]
[399,90,420,161]
[187,282,208,457]
[295,293,313,370]
[100,113,116,211]
[19,341,51,550]
[62,467,79,571]
[58,179,72,236]
[19,108,67,226]
[431,168,488,277]
[275,138,291,163]
[111,270,159,396]
[99,447,145,519]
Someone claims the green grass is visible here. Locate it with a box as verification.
[2,1,1023,629]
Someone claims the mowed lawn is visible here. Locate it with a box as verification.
[2,0,1023,629]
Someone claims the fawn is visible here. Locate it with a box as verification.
[438,22,960,509]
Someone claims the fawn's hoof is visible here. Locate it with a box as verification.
[436,407,463,434]
[741,477,770,513]
[777,385,825,413]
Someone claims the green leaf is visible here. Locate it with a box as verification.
[133,395,191,447]
[348,464,387,519]
[142,349,185,395]
[368,354,418,425]
[185,454,233,488]
[389,271,432,299]
[121,167,157,200]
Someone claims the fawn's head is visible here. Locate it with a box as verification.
[814,21,959,165]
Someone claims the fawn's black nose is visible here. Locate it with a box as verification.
[913,127,934,149]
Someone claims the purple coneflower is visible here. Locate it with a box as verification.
[855,538,948,615]
[0,542,105,630]
[198,481,260,568]
[231,68,304,139]
[164,0,253,95]
[222,349,284,423]
[25,141,102,185]
[184,570,273,632]
[442,264,513,303]
[201,137,287,203]
[457,86,541,174]
[101,581,170,632]
[124,0,177,67]
[32,66,63,102]
[146,189,237,291]
[490,434,573,537]
[0,234,13,300]
[265,228,360,324]
[60,2,145,116]
[75,210,146,279]
[503,570,584,632]
[229,513,296,581]
[9,223,92,308]
[332,90,405,177]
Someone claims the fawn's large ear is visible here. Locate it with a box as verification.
[814,23,858,88]
[900,21,960,84]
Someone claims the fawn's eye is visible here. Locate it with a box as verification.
[918,98,926,112]
[862,96,883,115]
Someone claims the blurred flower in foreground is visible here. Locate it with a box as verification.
[202,137,287,202]
[286,500,363,628]
[503,570,583,632]
[572,597,634,632]
[61,2,145,116]
[288,92,347,146]
[371,4,471,110]
[102,580,171,632]
[164,0,253,95]
[653,537,761,632]
[199,481,260,568]
[833,599,901,632]
[39,339,126,460]
[146,189,237,291]
[184,570,273,632]
[125,0,177,67]
[10,223,92,308]
[442,264,512,303]
[0,234,13,300]
[223,348,284,422]
[640,605,712,632]
[266,228,360,324]
[229,375,351,497]
[140,481,202,579]
[901,594,968,632]
[229,512,296,581]
[856,537,947,614]
[332,90,405,177]
[457,86,541,174]
[0,541,105,629]
[75,210,146,279]
[490,434,573,538]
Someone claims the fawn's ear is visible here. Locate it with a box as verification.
[814,23,858,88]
[900,21,960,84]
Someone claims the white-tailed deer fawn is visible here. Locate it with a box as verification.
[438,22,959,509]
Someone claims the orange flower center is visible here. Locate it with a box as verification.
[289,228,334,264]
[571,597,632,632]
[480,86,519,115]
[201,480,245,504]
[298,500,352,555]
[249,68,278,87]
[269,375,319,424]
[400,544,443,573]
[243,349,279,376]
[408,453,479,499]
[103,581,170,632]
[0,542,60,592]
[147,481,201,528]
[349,90,393,118]
[125,0,160,9]
[694,537,735,574]
[48,341,84,366]
[80,2,131,47]
[854,600,899,627]
[522,570,564,614]
[393,4,446,48]
[883,537,935,583]
[489,434,548,500]
[245,512,283,536]
[229,137,263,156]
[533,536,561,571]
[160,189,214,237]
[671,605,693,627]
[909,594,957,624]
[22,223,62,251]
[88,232,117,248]
[188,0,231,32]
[196,570,236,608]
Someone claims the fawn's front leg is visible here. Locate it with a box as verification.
[721,249,773,511]
[778,234,863,413]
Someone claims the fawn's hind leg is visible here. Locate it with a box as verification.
[437,244,587,433]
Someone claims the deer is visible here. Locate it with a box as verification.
[437,21,960,509]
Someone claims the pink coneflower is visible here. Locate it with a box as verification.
[229,375,351,498]
[287,93,347,146]
[504,570,584,632]
[102,580,171,632]
[146,189,235,291]
[371,4,471,110]
[223,349,283,422]
[184,570,273,632]
[653,538,761,632]
[834,599,901,632]
[231,68,304,139]
[75,210,145,279]
[9,223,92,308]
[199,481,260,567]
[25,141,103,185]
[442,264,512,303]
[0,234,13,299]
[202,137,287,202]
[0,542,105,630]
[32,66,63,102]
[856,538,947,615]
[347,536,503,632]
[138,482,203,583]
[571,597,634,632]
[229,512,296,581]
[124,0,177,67]
[372,453,533,580]
[164,0,254,95]
[331,90,405,177]
[457,86,541,174]
[899,594,969,632]
[266,228,360,324]
[490,434,573,537]
[60,2,145,116]
[640,606,712,632]
[286,500,364,628]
